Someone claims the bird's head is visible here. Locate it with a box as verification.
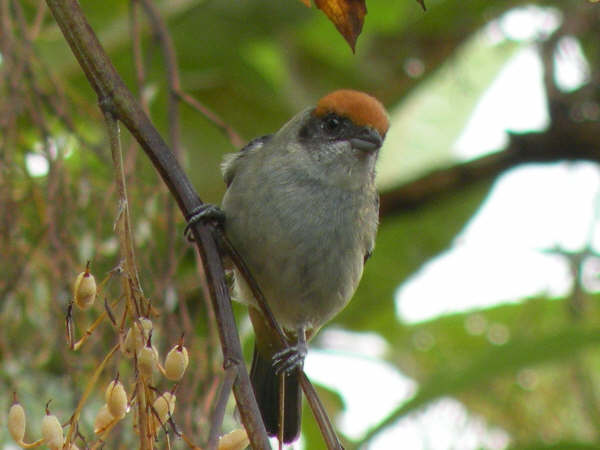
[280,90,389,188]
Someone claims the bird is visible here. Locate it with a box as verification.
[220,89,389,443]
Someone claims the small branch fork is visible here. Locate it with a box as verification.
[44,0,341,449]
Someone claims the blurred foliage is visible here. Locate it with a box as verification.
[1,0,600,449]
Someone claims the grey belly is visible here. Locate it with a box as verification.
[224,187,368,332]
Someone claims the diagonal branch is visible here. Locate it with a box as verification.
[44,1,270,448]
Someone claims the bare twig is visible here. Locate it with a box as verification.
[175,90,245,148]
[300,373,343,450]
[103,106,144,313]
[193,248,221,372]
[64,343,120,448]
[218,235,287,346]
[129,0,148,112]
[137,0,181,327]
[103,107,153,449]
[138,0,181,157]
[207,366,237,450]
[138,0,244,150]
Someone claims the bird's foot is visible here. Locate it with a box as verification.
[273,340,307,375]
[184,204,225,242]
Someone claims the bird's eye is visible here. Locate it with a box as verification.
[324,116,341,132]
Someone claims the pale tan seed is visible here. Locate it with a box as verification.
[41,413,63,450]
[121,318,153,358]
[138,345,158,379]
[73,271,96,310]
[94,404,115,434]
[105,380,127,418]
[218,429,250,450]
[7,403,26,443]
[152,392,176,433]
[164,345,189,381]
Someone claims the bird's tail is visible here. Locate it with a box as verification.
[250,346,302,443]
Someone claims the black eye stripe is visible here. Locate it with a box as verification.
[325,116,340,130]
[321,113,352,137]
[299,113,354,144]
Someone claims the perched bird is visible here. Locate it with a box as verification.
[221,90,389,443]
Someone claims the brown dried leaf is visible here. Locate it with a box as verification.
[314,0,367,52]
[298,0,311,6]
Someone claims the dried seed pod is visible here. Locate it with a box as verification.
[218,429,250,450]
[137,318,153,341]
[105,380,127,419]
[121,327,136,358]
[73,263,97,310]
[8,402,26,444]
[138,344,158,379]
[93,404,114,434]
[121,318,153,358]
[164,344,189,381]
[41,412,63,450]
[152,392,176,433]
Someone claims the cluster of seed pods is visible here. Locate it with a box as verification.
[8,399,79,450]
[7,265,250,449]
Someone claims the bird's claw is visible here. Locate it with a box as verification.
[273,343,307,375]
[184,204,225,242]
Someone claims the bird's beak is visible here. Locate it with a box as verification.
[350,127,383,153]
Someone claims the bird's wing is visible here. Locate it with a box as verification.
[221,135,273,187]
[364,194,380,263]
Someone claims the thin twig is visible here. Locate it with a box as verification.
[138,0,180,158]
[218,235,287,346]
[137,0,180,303]
[64,343,120,447]
[129,0,148,112]
[176,89,245,148]
[194,248,221,373]
[207,366,237,450]
[103,107,154,450]
[103,105,144,313]
[300,373,343,450]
